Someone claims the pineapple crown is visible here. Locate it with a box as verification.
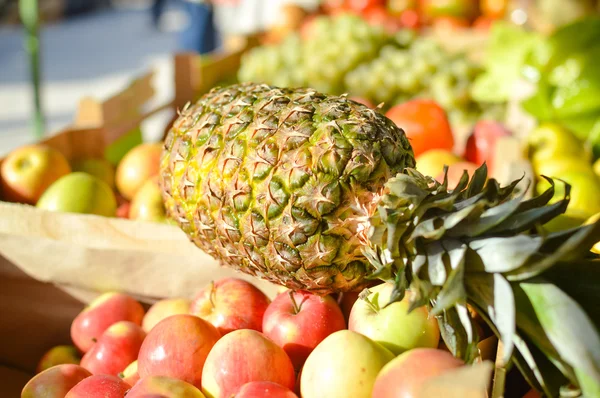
[364,164,600,397]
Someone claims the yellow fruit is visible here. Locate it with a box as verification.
[593,158,600,178]
[537,170,600,221]
[535,158,595,179]
[527,123,589,169]
[416,149,463,179]
[584,213,600,254]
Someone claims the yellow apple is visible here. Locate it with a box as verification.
[1,145,71,204]
[116,143,162,200]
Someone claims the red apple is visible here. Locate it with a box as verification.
[464,120,512,173]
[337,291,360,323]
[120,360,140,386]
[116,142,162,200]
[0,144,71,204]
[70,292,145,353]
[235,381,298,398]
[138,314,221,388]
[21,364,91,398]
[143,298,191,333]
[127,376,205,397]
[201,329,296,398]
[262,291,346,370]
[300,330,394,398]
[65,374,130,397]
[371,348,465,397]
[36,345,81,373]
[190,278,270,335]
[116,201,131,219]
[81,321,146,376]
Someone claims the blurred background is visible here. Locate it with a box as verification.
[0,0,320,153]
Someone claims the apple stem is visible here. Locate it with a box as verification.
[209,281,216,308]
[288,291,301,314]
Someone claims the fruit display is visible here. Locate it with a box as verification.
[160,82,600,397]
[23,276,491,398]
[0,141,169,223]
[238,13,504,131]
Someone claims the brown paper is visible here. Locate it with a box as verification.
[0,202,281,301]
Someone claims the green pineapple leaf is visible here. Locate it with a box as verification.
[520,280,600,388]
[437,305,479,363]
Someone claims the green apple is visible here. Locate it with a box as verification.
[300,330,394,398]
[348,283,440,355]
[130,177,168,223]
[36,172,117,216]
[72,158,115,189]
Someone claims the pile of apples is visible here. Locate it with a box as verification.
[0,141,168,223]
[21,278,483,398]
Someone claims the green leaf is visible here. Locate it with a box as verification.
[512,284,577,384]
[465,274,515,364]
[543,17,600,73]
[465,163,488,198]
[437,305,479,363]
[485,195,569,236]
[508,222,600,281]
[521,280,600,384]
[471,22,540,103]
[542,261,600,331]
[467,235,543,274]
[431,251,466,315]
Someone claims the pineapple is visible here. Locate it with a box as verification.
[160,83,600,397]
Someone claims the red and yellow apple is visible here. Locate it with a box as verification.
[36,172,117,216]
[65,374,130,398]
[416,149,462,180]
[201,329,296,398]
[262,291,345,370]
[0,144,71,204]
[235,381,298,398]
[349,283,439,355]
[138,314,221,388]
[21,364,91,398]
[129,177,168,223]
[70,292,145,353]
[80,321,146,376]
[438,161,480,188]
[121,359,140,386]
[127,376,206,397]
[300,330,394,398]
[142,297,191,333]
[464,120,512,172]
[116,142,162,200]
[116,201,131,219]
[36,345,81,373]
[371,348,465,397]
[71,157,115,189]
[190,278,271,335]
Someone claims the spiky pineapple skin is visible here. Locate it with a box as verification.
[160,83,414,294]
